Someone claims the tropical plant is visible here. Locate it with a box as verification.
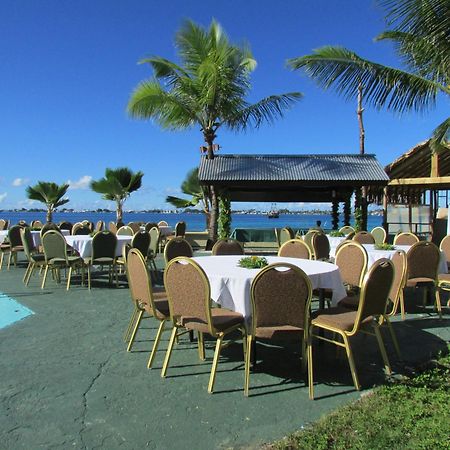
[90,167,144,223]
[166,168,211,229]
[26,181,69,223]
[288,0,449,153]
[128,19,302,240]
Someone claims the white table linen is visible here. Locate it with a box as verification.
[158,226,173,237]
[65,235,132,258]
[191,255,347,320]
[0,229,69,247]
[0,230,7,244]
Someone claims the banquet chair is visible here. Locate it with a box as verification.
[95,220,105,232]
[85,231,118,289]
[308,258,395,399]
[393,232,419,246]
[125,249,171,368]
[405,241,441,318]
[147,227,161,278]
[58,221,73,233]
[164,237,193,264]
[335,241,368,296]
[311,232,330,261]
[278,239,311,259]
[278,227,295,248]
[162,257,246,393]
[131,230,150,258]
[174,221,186,238]
[127,222,141,234]
[353,231,375,245]
[211,239,244,256]
[31,220,43,229]
[6,225,24,270]
[370,226,387,245]
[21,227,46,286]
[108,221,118,234]
[157,220,169,227]
[0,219,8,230]
[41,231,85,290]
[439,235,450,271]
[145,222,158,232]
[117,225,134,236]
[72,223,90,235]
[245,263,312,396]
[339,225,355,236]
[40,222,60,238]
[303,230,320,256]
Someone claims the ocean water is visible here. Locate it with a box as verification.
[0,211,382,232]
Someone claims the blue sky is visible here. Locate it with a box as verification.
[1,0,447,211]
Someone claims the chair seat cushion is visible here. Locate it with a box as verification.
[153,298,170,319]
[152,285,167,300]
[406,277,435,287]
[11,245,24,252]
[311,307,372,332]
[0,243,11,250]
[91,257,115,264]
[31,253,46,262]
[255,325,303,339]
[182,308,244,334]
[337,294,360,310]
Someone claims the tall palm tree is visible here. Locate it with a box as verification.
[128,19,302,239]
[26,181,69,223]
[166,167,210,229]
[90,167,144,224]
[288,0,449,153]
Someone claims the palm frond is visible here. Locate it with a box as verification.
[165,195,200,208]
[288,46,447,113]
[139,57,190,86]
[430,116,450,153]
[26,181,69,205]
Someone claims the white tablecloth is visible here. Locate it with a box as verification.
[191,255,347,319]
[159,226,173,237]
[0,229,69,247]
[65,235,132,258]
[0,230,8,244]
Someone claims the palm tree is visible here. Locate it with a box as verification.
[288,0,449,154]
[26,181,69,223]
[90,167,144,224]
[166,168,210,229]
[128,19,302,239]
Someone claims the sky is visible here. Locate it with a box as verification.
[1,0,448,211]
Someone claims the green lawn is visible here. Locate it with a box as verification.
[269,347,450,450]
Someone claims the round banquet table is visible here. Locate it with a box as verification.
[158,226,173,237]
[0,229,69,247]
[65,235,132,258]
[191,255,347,320]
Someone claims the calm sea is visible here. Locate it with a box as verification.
[0,211,382,232]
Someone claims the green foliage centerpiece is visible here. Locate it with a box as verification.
[329,230,345,237]
[238,256,268,269]
[375,243,395,251]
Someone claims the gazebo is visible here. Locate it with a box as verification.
[199,153,389,225]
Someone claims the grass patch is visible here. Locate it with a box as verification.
[269,348,450,450]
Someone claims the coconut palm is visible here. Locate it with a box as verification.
[288,0,449,152]
[128,19,302,239]
[26,181,69,223]
[90,167,144,223]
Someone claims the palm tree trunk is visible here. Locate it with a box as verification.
[205,131,219,240]
[46,208,52,224]
[358,83,368,230]
[116,201,123,224]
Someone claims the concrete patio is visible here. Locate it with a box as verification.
[0,259,448,449]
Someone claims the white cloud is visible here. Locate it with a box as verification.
[12,178,29,187]
[0,193,7,203]
[68,175,92,190]
[164,186,181,195]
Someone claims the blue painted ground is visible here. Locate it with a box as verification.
[0,293,34,329]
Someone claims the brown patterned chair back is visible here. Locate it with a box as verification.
[175,221,186,238]
[356,258,394,327]
[335,241,368,287]
[406,241,440,280]
[371,226,386,245]
[158,220,169,227]
[131,231,150,256]
[250,263,312,332]
[278,239,311,259]
[303,230,319,253]
[212,239,244,256]
[439,235,450,269]
[353,231,375,245]
[126,248,156,316]
[127,222,141,234]
[117,225,134,236]
[389,250,407,311]
[95,220,104,232]
[164,257,210,326]
[164,237,193,263]
[0,219,7,230]
[311,232,330,260]
[108,221,118,234]
[339,225,355,235]
[394,232,419,246]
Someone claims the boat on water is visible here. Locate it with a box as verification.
[267,204,279,219]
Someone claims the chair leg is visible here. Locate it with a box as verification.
[161,326,178,378]
[25,264,35,286]
[197,331,205,361]
[435,288,443,319]
[88,265,91,290]
[301,333,307,374]
[66,266,73,290]
[127,310,144,352]
[399,289,406,320]
[244,335,253,396]
[208,334,224,393]
[307,334,314,400]
[41,265,49,289]
[342,334,360,391]
[147,320,166,368]
[124,308,139,343]
[7,252,12,270]
[373,324,392,375]
[23,262,31,283]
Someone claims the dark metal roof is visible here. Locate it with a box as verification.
[199,154,389,183]
[198,154,388,203]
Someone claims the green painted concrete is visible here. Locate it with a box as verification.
[0,257,448,449]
